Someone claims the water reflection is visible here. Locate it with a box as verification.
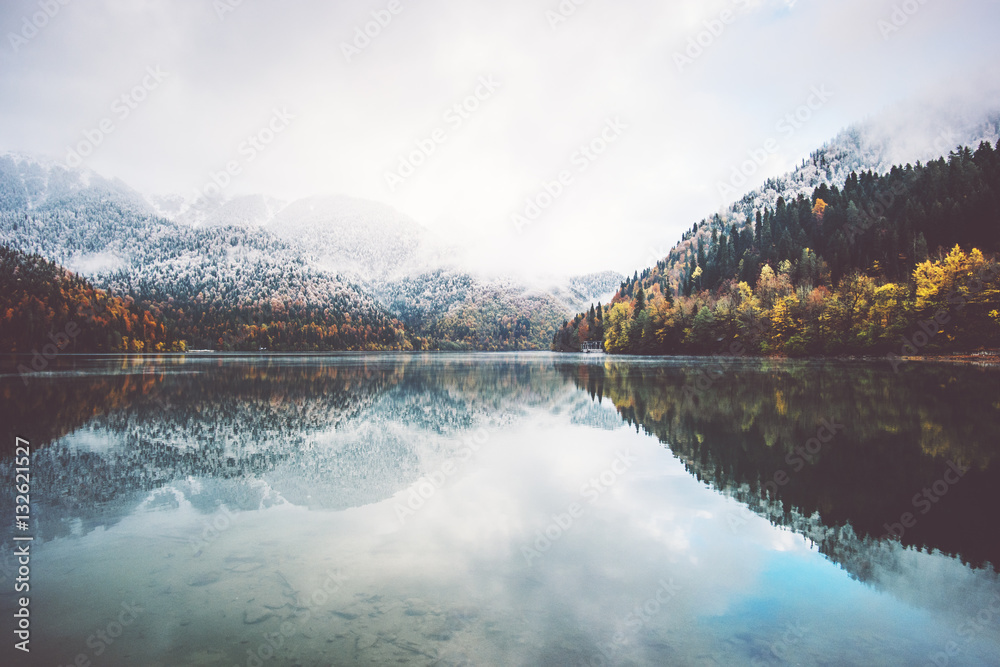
[561,357,1000,571]
[0,355,582,544]
[0,353,997,666]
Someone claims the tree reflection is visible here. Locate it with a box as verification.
[564,358,1000,571]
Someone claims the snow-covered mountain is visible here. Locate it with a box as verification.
[635,104,1000,294]
[0,153,620,349]
[135,182,624,341]
[201,194,287,230]
[0,155,406,347]
[20,92,994,349]
[0,151,154,217]
[725,110,1000,222]
[265,195,447,280]
[146,190,448,281]
[544,270,624,313]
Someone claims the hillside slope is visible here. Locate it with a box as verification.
[0,245,182,356]
[555,142,1000,356]
[0,156,417,351]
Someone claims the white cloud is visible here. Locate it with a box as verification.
[1,0,998,278]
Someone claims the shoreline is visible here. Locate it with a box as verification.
[3,349,999,365]
[553,350,1000,365]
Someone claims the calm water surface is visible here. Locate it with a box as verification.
[0,353,998,666]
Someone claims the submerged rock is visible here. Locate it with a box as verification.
[244,606,274,625]
[189,571,222,586]
[225,556,265,573]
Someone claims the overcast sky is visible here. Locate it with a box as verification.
[1,0,999,279]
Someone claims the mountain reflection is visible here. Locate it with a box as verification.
[0,354,575,546]
[1,353,997,577]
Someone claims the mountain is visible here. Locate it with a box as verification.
[377,271,566,350]
[173,192,617,344]
[202,194,287,230]
[371,268,623,351]
[0,153,621,351]
[0,155,416,351]
[145,191,284,230]
[555,140,1000,355]
[149,190,448,282]
[724,110,1000,222]
[132,170,628,350]
[265,195,444,279]
[545,270,624,313]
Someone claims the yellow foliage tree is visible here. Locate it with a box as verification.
[604,302,634,354]
[770,295,799,349]
[914,246,998,312]
[812,198,828,220]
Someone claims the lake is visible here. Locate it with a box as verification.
[1,353,998,666]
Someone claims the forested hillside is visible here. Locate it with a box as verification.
[722,113,1000,224]
[555,143,1000,356]
[0,182,419,351]
[0,245,182,355]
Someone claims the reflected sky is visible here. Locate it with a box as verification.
[0,353,998,666]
